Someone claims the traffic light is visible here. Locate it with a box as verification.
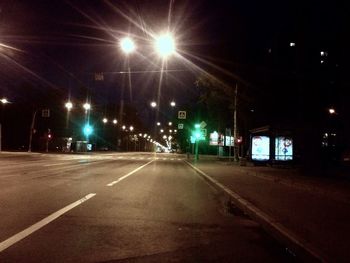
[191,123,205,141]
[47,129,52,140]
[83,124,93,137]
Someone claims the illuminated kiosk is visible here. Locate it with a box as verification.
[249,126,293,164]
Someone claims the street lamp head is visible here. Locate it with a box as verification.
[157,122,161,126]
[83,103,91,111]
[113,119,118,124]
[155,33,175,58]
[65,102,73,111]
[0,98,9,104]
[170,101,176,107]
[150,101,157,108]
[168,122,172,126]
[329,108,336,114]
[130,126,134,131]
[120,37,136,54]
[122,125,126,130]
[102,118,108,124]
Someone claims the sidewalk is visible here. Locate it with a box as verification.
[188,159,350,262]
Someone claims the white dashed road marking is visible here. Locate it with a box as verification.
[0,193,96,252]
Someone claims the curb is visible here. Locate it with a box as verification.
[185,161,328,263]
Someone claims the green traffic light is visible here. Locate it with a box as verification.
[83,124,93,137]
[194,124,200,129]
[195,131,201,139]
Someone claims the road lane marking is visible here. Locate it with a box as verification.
[107,160,154,187]
[0,193,96,252]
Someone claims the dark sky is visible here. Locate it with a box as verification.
[1,0,349,127]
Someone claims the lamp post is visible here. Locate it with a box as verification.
[65,101,73,130]
[119,37,136,126]
[0,98,10,152]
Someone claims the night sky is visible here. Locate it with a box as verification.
[0,0,349,150]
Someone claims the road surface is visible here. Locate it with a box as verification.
[0,152,293,262]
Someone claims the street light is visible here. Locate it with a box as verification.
[329,108,336,114]
[113,119,118,125]
[65,101,73,111]
[120,37,136,54]
[168,122,172,126]
[157,122,161,126]
[0,98,9,104]
[0,98,10,152]
[102,118,108,124]
[170,101,176,107]
[83,103,91,111]
[130,126,134,132]
[150,101,157,108]
[155,33,176,58]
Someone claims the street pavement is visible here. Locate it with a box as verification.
[0,152,292,263]
[189,158,350,262]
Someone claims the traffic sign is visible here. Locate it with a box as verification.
[42,109,50,118]
[200,121,207,129]
[178,111,186,119]
[178,123,184,129]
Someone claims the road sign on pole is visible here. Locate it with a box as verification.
[42,109,50,118]
[199,121,207,129]
[178,111,186,119]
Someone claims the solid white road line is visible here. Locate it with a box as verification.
[107,160,154,187]
[0,193,96,252]
[185,161,326,262]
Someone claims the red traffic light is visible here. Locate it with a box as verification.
[235,137,242,144]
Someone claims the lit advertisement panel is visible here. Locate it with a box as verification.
[209,132,219,146]
[252,136,270,161]
[275,137,293,160]
[225,136,234,146]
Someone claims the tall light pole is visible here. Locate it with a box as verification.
[0,98,10,152]
[233,83,238,161]
[65,101,73,129]
[119,37,136,126]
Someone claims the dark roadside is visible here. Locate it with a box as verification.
[187,157,350,262]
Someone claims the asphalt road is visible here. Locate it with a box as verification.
[0,152,294,262]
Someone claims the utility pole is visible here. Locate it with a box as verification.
[0,123,2,152]
[28,110,38,153]
[233,83,239,161]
